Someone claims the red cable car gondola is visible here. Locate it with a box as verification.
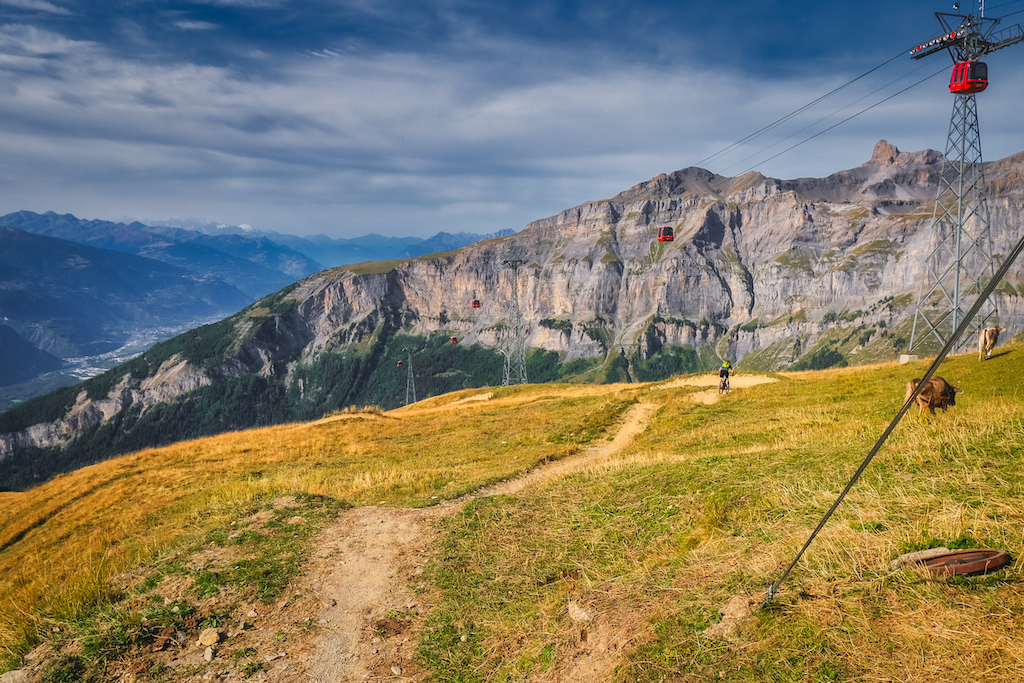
[397,360,404,368]
[471,299,481,308]
[450,336,458,344]
[657,226,674,242]
[949,60,988,94]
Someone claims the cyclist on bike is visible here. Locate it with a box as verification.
[718,360,734,392]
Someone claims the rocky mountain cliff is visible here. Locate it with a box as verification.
[3,140,1023,486]
[369,140,1021,367]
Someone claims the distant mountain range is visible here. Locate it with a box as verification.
[0,225,252,357]
[147,217,516,268]
[0,211,513,394]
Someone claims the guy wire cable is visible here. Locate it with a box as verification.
[691,49,909,170]
[718,59,939,177]
[760,223,1024,609]
[693,61,948,199]
[728,63,950,180]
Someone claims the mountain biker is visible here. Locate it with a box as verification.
[719,360,734,392]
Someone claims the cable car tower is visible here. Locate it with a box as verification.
[402,347,416,406]
[500,255,529,386]
[908,4,1024,353]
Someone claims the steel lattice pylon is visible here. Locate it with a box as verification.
[909,92,998,352]
[501,256,528,386]
[907,9,1024,353]
[403,348,416,406]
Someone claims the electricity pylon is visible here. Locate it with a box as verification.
[403,348,416,406]
[501,255,528,386]
[908,8,1024,352]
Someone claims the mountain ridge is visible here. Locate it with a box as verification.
[2,140,1023,487]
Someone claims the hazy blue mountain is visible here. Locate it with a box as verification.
[0,325,63,385]
[0,226,251,362]
[0,211,320,298]
[149,218,516,267]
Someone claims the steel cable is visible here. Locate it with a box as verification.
[761,220,1024,609]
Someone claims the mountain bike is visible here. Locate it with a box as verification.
[719,376,730,394]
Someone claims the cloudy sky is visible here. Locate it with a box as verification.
[1,0,1023,238]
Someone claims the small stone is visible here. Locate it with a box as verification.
[247,609,259,618]
[891,546,951,569]
[0,670,30,683]
[460,635,467,642]
[322,598,337,607]
[568,601,592,624]
[391,666,403,676]
[197,628,221,647]
[204,646,215,662]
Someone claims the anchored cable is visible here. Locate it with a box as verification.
[761,222,1024,609]
[728,63,949,180]
[692,50,908,170]
[717,60,941,177]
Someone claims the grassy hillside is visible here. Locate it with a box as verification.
[2,346,1023,681]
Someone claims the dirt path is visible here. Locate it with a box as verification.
[656,373,778,405]
[266,401,659,683]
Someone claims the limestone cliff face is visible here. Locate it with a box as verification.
[4,141,1023,459]
[378,141,1022,365]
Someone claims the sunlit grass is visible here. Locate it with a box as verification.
[419,347,1024,682]
[0,384,636,665]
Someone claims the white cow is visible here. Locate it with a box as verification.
[978,326,1006,361]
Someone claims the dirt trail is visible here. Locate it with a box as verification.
[656,372,778,405]
[274,401,659,683]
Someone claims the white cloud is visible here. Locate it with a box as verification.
[0,16,1021,237]
[0,0,70,15]
[175,21,218,31]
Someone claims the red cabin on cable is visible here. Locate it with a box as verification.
[657,226,674,242]
[397,360,404,368]
[949,60,988,94]
[450,336,458,344]
[471,299,481,308]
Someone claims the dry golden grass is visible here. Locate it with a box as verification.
[0,382,634,661]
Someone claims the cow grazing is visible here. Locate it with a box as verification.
[904,377,963,415]
[978,326,1006,361]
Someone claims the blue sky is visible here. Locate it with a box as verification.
[1,0,1022,238]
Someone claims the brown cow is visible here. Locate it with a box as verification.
[904,377,963,415]
[978,326,1006,361]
